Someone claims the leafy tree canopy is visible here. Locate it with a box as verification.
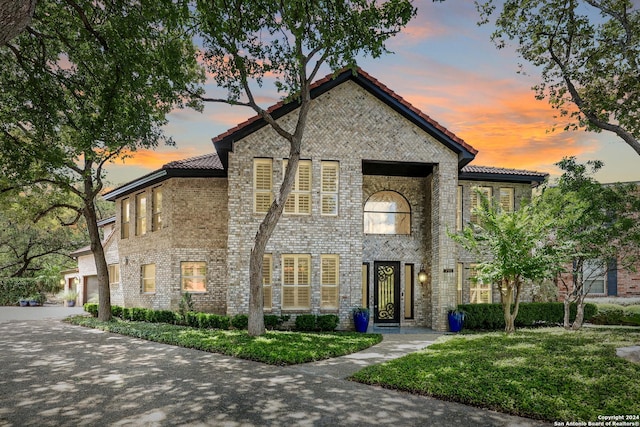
[472,0,640,155]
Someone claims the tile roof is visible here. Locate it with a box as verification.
[162,153,224,170]
[212,67,478,158]
[461,165,548,178]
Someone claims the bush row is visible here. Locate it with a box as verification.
[83,303,338,331]
[457,302,598,330]
[294,314,340,332]
[589,304,640,326]
[0,278,44,306]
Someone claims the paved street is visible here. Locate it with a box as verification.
[0,309,548,426]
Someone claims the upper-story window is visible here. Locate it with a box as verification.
[321,161,339,216]
[121,198,130,239]
[284,160,312,215]
[470,186,492,224]
[499,187,515,213]
[364,191,411,235]
[152,186,162,231]
[254,159,273,214]
[135,192,147,236]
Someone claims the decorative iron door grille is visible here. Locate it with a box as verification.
[374,261,401,323]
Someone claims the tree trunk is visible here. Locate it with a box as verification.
[0,0,36,47]
[83,187,111,321]
[571,294,586,331]
[563,297,571,329]
[247,148,302,336]
[502,280,515,334]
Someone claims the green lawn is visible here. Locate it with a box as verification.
[66,316,382,365]
[350,327,640,422]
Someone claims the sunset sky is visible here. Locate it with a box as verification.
[104,2,640,187]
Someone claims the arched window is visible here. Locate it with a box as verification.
[364,191,411,235]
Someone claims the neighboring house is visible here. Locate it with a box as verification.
[101,68,548,331]
[69,217,121,305]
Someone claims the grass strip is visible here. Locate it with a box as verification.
[349,327,640,422]
[66,316,382,365]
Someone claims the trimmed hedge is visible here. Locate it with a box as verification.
[0,278,42,306]
[83,303,292,331]
[590,304,640,326]
[458,302,598,330]
[294,314,340,332]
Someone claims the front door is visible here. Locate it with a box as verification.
[373,261,401,324]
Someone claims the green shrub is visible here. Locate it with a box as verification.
[111,305,123,318]
[458,302,597,330]
[295,314,317,331]
[316,314,339,331]
[590,304,625,325]
[148,309,176,324]
[184,311,198,328]
[264,314,290,330]
[212,315,230,330]
[122,307,133,321]
[231,314,249,330]
[130,307,148,322]
[84,303,98,317]
[623,305,640,326]
[0,278,41,306]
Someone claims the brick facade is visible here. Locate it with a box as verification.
[101,70,547,331]
[116,177,228,313]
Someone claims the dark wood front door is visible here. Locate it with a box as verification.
[374,261,401,324]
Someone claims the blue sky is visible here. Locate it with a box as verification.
[104,2,640,187]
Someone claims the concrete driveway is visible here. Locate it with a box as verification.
[0,314,548,426]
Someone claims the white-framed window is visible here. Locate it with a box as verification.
[284,160,312,215]
[121,198,130,239]
[108,264,120,286]
[152,186,162,231]
[364,191,411,235]
[469,263,491,304]
[141,264,156,293]
[254,159,273,214]
[456,262,463,305]
[135,192,147,236]
[456,185,463,231]
[263,254,272,310]
[321,161,339,216]
[282,254,311,310]
[361,263,369,308]
[499,187,515,213]
[321,255,339,309]
[583,259,607,294]
[181,262,207,292]
[404,264,414,319]
[470,186,492,224]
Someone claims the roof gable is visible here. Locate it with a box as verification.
[212,68,477,169]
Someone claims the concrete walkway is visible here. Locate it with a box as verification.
[0,309,549,426]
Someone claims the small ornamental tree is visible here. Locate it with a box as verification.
[194,0,416,336]
[451,192,556,334]
[538,157,640,330]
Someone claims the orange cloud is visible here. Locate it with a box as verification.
[109,147,206,171]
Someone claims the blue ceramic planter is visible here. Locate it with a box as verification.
[448,312,464,332]
[353,311,370,333]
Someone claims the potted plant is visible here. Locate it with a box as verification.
[61,290,78,307]
[447,307,465,332]
[352,307,370,333]
[28,294,43,307]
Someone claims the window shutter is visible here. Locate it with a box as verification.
[263,255,272,309]
[254,159,273,213]
[499,188,514,213]
[284,160,312,214]
[471,187,492,224]
[321,162,339,215]
[456,186,463,230]
[321,255,339,309]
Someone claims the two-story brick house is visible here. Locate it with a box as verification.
[102,68,547,331]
